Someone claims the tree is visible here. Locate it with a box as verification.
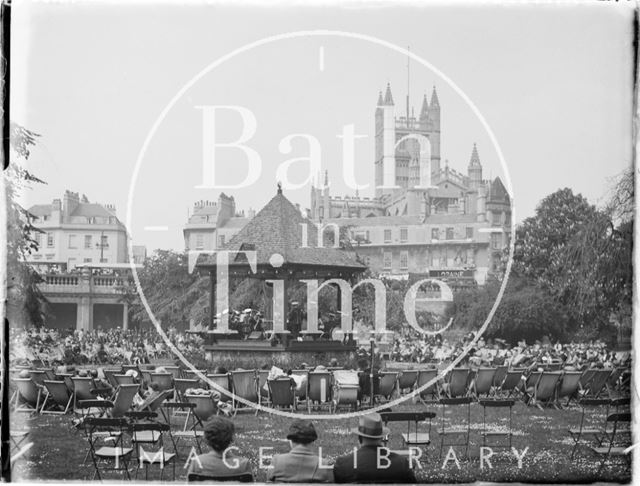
[5,123,48,328]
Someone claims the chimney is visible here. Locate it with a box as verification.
[63,190,80,222]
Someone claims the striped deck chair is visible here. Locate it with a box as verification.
[529,371,562,409]
[556,371,582,408]
[473,368,497,399]
[230,370,259,415]
[41,380,73,414]
[416,369,439,403]
[257,370,270,407]
[13,378,43,414]
[307,371,333,413]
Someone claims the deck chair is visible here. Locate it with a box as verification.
[164,366,182,380]
[568,398,611,459]
[109,384,140,417]
[28,370,47,388]
[57,373,75,394]
[41,380,73,414]
[416,369,439,404]
[307,371,333,413]
[13,378,43,414]
[473,368,497,399]
[183,369,207,381]
[579,368,597,391]
[492,365,508,389]
[230,370,259,415]
[257,370,270,407]
[188,472,253,482]
[521,370,542,403]
[438,397,473,458]
[206,373,232,402]
[556,371,582,407]
[376,372,399,403]
[102,369,122,389]
[583,369,613,398]
[381,411,436,448]
[122,364,140,374]
[131,422,176,480]
[444,368,470,398]
[268,378,296,411]
[140,370,153,387]
[332,370,359,412]
[113,374,137,386]
[498,369,526,397]
[71,376,98,411]
[150,373,174,392]
[186,393,219,423]
[85,417,134,480]
[529,371,562,409]
[479,399,515,450]
[593,411,632,474]
[397,370,418,395]
[174,378,198,402]
[137,389,173,413]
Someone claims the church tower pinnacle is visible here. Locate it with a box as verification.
[468,143,483,190]
[383,83,395,105]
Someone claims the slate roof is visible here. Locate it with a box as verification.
[197,190,365,270]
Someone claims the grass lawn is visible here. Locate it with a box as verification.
[10,398,631,483]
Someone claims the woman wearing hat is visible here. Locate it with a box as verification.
[333,413,416,483]
[267,419,332,483]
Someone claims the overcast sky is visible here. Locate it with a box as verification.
[12,1,635,252]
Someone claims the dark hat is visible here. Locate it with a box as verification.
[352,413,390,439]
[286,419,318,442]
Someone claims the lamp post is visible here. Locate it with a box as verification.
[95,230,108,262]
[369,334,376,407]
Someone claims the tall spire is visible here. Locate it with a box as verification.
[420,92,429,118]
[377,91,384,106]
[429,85,440,109]
[469,143,481,168]
[383,83,394,105]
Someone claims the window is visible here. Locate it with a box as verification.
[383,251,392,269]
[43,215,49,222]
[400,227,408,243]
[384,229,392,243]
[219,235,226,247]
[83,258,92,263]
[34,232,42,247]
[100,235,109,248]
[68,235,77,249]
[431,228,439,240]
[446,228,454,240]
[46,254,54,260]
[466,227,473,239]
[47,233,54,247]
[400,251,409,269]
[84,235,92,249]
[491,233,502,250]
[100,258,108,263]
[195,233,204,250]
[32,255,42,260]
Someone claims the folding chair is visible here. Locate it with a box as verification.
[479,399,515,451]
[397,370,418,395]
[375,372,399,403]
[438,397,472,458]
[381,411,436,449]
[268,377,296,411]
[444,368,470,398]
[473,368,497,399]
[85,417,134,480]
[161,401,203,457]
[529,371,562,409]
[555,371,582,408]
[131,422,176,480]
[593,410,632,474]
[41,380,73,414]
[230,370,259,415]
[12,378,43,414]
[206,373,232,402]
[307,371,333,413]
[568,398,610,459]
[416,369,439,404]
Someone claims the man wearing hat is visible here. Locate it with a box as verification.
[333,413,416,483]
[267,419,332,483]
